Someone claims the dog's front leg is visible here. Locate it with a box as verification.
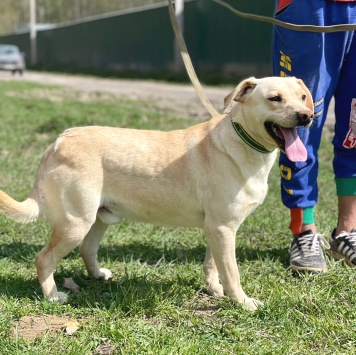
[204,224,263,311]
[203,245,224,296]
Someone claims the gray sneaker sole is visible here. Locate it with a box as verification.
[329,249,356,268]
[290,264,327,273]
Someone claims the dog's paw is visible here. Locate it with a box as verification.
[242,297,264,311]
[96,268,112,281]
[47,291,68,304]
[206,282,224,297]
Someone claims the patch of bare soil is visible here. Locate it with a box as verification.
[12,315,80,341]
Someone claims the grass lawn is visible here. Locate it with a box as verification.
[0,81,355,354]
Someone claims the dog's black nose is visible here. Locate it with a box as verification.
[297,111,313,126]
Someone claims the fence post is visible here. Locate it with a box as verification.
[174,0,184,72]
[30,0,37,65]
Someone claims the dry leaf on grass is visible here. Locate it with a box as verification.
[63,320,80,336]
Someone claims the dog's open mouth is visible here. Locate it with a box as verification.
[264,122,307,162]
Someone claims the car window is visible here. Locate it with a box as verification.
[0,46,19,55]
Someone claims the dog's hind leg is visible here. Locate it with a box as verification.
[203,245,224,296]
[79,218,112,280]
[35,218,95,303]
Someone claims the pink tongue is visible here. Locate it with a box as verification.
[279,127,307,162]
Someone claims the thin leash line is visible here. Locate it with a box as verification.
[212,0,356,33]
[168,0,219,117]
[168,0,356,121]
[167,0,274,153]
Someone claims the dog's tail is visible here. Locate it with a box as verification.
[0,190,40,223]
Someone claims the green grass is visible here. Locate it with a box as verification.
[0,81,355,354]
[30,65,246,86]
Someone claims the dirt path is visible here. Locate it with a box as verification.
[0,70,229,117]
[0,70,335,128]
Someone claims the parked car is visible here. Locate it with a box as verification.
[0,44,26,75]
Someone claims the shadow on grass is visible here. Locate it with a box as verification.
[0,240,290,267]
[0,270,199,316]
[96,243,291,272]
[0,242,39,261]
[0,275,42,301]
[0,240,290,310]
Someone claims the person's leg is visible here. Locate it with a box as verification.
[330,195,356,266]
[274,0,332,230]
[329,28,356,266]
[273,0,351,271]
[336,196,356,235]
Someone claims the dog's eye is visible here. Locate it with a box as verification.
[268,96,282,102]
[302,94,306,101]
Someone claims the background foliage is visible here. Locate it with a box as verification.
[0,0,163,35]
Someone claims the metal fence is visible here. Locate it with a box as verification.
[0,0,275,77]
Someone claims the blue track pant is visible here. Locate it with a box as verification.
[273,0,356,213]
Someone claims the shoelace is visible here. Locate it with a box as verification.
[297,233,330,257]
[334,229,356,248]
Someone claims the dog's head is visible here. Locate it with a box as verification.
[224,77,314,162]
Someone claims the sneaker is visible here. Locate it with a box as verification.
[290,230,330,273]
[329,228,356,267]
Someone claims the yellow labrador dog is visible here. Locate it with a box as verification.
[0,77,313,311]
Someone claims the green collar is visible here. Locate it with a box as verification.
[231,120,271,154]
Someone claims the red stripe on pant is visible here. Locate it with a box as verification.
[277,0,293,12]
[289,208,303,235]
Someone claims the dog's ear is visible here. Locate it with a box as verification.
[295,78,314,112]
[224,78,257,110]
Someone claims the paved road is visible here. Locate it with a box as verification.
[0,70,335,129]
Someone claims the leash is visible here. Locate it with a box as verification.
[212,0,356,33]
[168,0,219,116]
[168,0,356,119]
[168,0,356,152]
